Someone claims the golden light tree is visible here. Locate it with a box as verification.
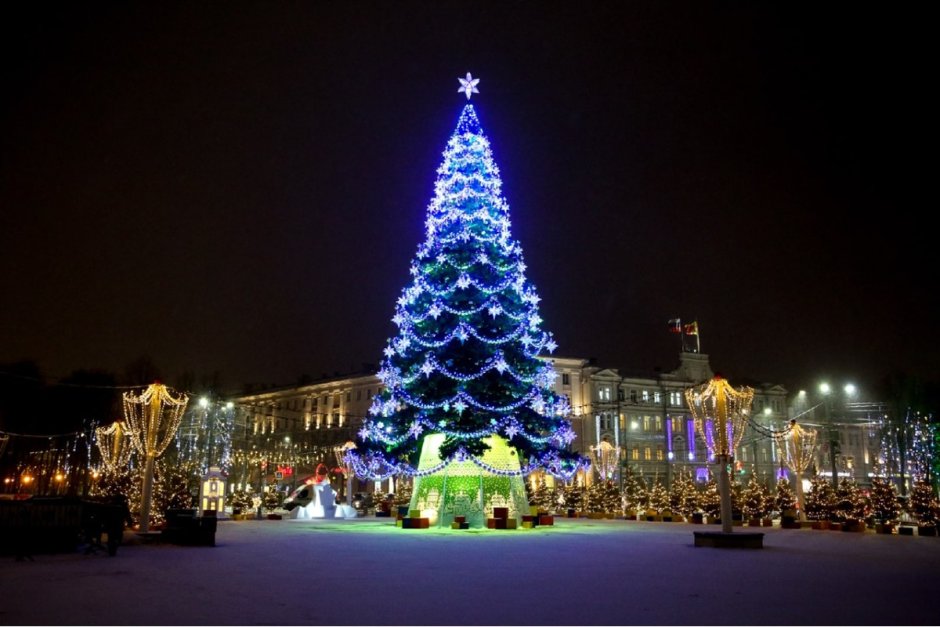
[686,375,754,534]
[95,420,134,474]
[123,382,189,532]
[775,419,817,520]
[589,440,621,482]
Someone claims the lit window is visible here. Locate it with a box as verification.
[642,390,650,402]
[643,416,651,431]
[654,391,661,404]
[655,416,663,432]
[644,447,652,461]
[656,447,664,461]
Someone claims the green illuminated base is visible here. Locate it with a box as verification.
[409,434,529,528]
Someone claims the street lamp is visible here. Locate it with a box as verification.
[818,382,857,490]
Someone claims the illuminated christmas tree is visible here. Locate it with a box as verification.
[699,474,721,518]
[669,470,700,519]
[347,75,588,527]
[742,474,771,520]
[621,466,646,514]
[587,480,621,514]
[908,478,938,527]
[646,478,670,513]
[774,477,798,514]
[870,476,900,523]
[805,474,836,521]
[562,481,586,514]
[832,477,867,522]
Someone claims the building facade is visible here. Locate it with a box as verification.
[226,352,798,497]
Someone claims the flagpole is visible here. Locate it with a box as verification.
[696,322,701,353]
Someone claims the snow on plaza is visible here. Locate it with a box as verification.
[3,516,940,626]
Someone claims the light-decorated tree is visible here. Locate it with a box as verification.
[805,474,836,521]
[669,470,700,519]
[392,476,413,511]
[870,476,901,523]
[908,478,939,527]
[346,77,588,527]
[774,477,798,515]
[832,478,868,523]
[621,466,646,514]
[562,481,586,514]
[228,489,255,516]
[587,480,621,515]
[742,474,771,520]
[699,474,721,519]
[646,478,670,513]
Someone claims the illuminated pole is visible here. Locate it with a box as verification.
[687,376,754,535]
[123,383,189,533]
[777,419,817,521]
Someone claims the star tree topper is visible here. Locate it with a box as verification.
[458,72,480,99]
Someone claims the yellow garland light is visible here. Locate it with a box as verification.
[777,420,817,474]
[123,383,189,459]
[685,376,754,457]
[589,441,620,481]
[95,420,134,473]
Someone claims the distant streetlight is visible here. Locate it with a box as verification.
[818,381,858,489]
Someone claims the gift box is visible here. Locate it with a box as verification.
[454,516,466,524]
[396,519,403,527]
[506,518,518,529]
[493,507,509,520]
[538,515,554,526]
[409,510,422,519]
[486,518,496,529]
[521,521,534,529]
[459,522,469,529]
[397,506,410,518]
[451,522,462,529]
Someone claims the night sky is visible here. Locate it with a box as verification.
[0,3,933,398]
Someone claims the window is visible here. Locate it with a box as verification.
[599,414,612,430]
[630,390,638,403]
[643,415,651,432]
[644,447,652,461]
[562,373,570,385]
[654,391,662,404]
[656,446,664,461]
[356,389,362,401]
[669,391,682,406]
[672,417,683,433]
[655,416,663,432]
[641,390,650,403]
[617,389,624,401]
[631,448,639,460]
[598,387,611,402]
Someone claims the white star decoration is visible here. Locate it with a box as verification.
[458,72,480,99]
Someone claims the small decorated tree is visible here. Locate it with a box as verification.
[262,487,282,512]
[832,478,868,523]
[907,478,938,528]
[621,466,646,515]
[742,475,771,521]
[805,475,836,521]
[392,477,413,510]
[774,476,798,516]
[646,478,670,513]
[699,474,721,519]
[587,480,621,515]
[228,489,255,516]
[870,476,901,524]
[669,470,699,520]
[562,481,586,514]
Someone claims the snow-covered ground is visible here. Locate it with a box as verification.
[2,517,938,626]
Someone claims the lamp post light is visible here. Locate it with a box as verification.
[818,382,857,490]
